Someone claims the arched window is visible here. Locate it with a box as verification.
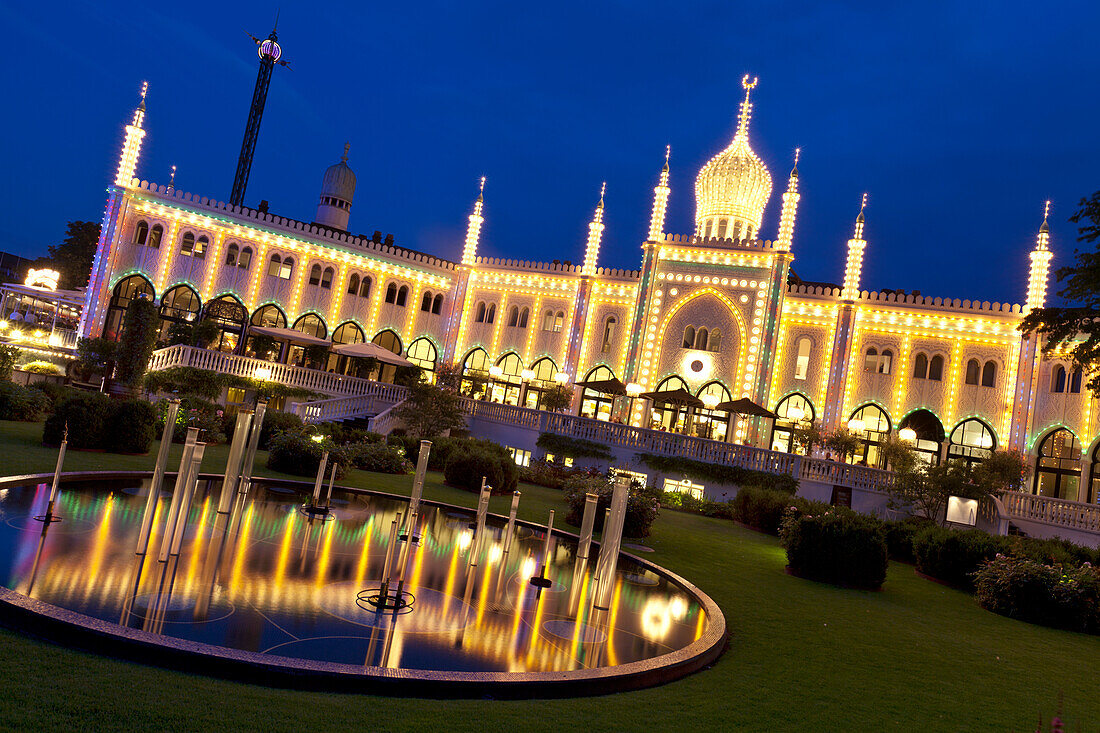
[421,291,434,312]
[1034,429,1082,501]
[947,418,996,468]
[579,365,617,422]
[542,309,555,331]
[771,393,815,454]
[601,316,617,353]
[251,304,287,329]
[694,381,733,441]
[309,264,322,286]
[694,327,709,351]
[225,243,239,267]
[650,375,693,433]
[522,356,560,409]
[321,267,334,290]
[716,218,729,239]
[348,273,360,296]
[878,349,893,375]
[104,275,154,341]
[848,404,891,467]
[432,294,444,315]
[709,328,722,352]
[133,221,149,245]
[486,303,496,324]
[385,283,397,304]
[898,409,945,466]
[331,321,365,345]
[507,306,519,327]
[1051,365,1066,393]
[518,306,529,327]
[703,220,713,239]
[148,224,163,248]
[396,285,408,307]
[238,246,252,270]
[158,285,201,341]
[475,302,487,323]
[965,359,981,385]
[180,231,196,256]
[489,353,524,405]
[553,311,564,333]
[359,276,372,298]
[461,347,491,396]
[863,347,878,373]
[406,337,438,375]
[683,326,696,349]
[202,295,247,353]
[372,329,402,355]
[794,337,812,380]
[912,352,928,379]
[1070,367,1083,394]
[981,360,996,388]
[928,354,944,381]
[279,257,294,279]
[268,254,282,277]
[194,235,208,259]
[293,313,327,339]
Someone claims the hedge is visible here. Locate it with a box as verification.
[637,453,799,494]
[563,473,660,539]
[0,381,50,421]
[728,486,833,535]
[975,555,1100,634]
[781,511,889,589]
[265,432,350,479]
[536,432,613,462]
[44,393,156,453]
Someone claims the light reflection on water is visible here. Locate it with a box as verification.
[0,479,708,673]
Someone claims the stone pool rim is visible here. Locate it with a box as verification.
[0,470,728,699]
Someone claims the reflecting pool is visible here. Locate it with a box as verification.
[0,477,711,674]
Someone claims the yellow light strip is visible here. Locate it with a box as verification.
[489,293,508,357]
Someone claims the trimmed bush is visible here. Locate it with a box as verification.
[882,518,933,564]
[520,459,591,490]
[0,381,50,421]
[975,556,1100,634]
[106,400,156,453]
[20,361,63,375]
[44,393,156,452]
[729,486,833,534]
[347,441,410,474]
[258,411,304,450]
[30,382,79,408]
[659,490,736,519]
[781,511,889,589]
[444,447,506,493]
[536,432,613,462]
[266,432,349,479]
[913,527,1005,591]
[563,473,661,539]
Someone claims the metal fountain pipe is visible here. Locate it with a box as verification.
[576,493,599,562]
[407,440,432,518]
[469,479,491,568]
[311,450,330,508]
[42,424,70,521]
[324,463,337,509]
[169,443,206,556]
[392,511,419,600]
[217,410,253,514]
[377,518,400,601]
[593,476,630,610]
[501,490,521,556]
[536,510,556,579]
[137,399,179,553]
[239,400,267,486]
[158,428,198,560]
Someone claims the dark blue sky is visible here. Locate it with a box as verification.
[2,1,1097,304]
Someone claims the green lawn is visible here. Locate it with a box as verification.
[0,419,1096,732]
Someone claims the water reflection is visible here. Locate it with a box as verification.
[0,479,707,673]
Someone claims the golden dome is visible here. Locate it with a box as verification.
[695,76,772,241]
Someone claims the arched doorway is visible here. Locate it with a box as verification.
[1034,429,1082,501]
[461,348,491,397]
[491,353,524,405]
[579,365,616,421]
[771,393,815,454]
[104,275,153,341]
[848,404,891,467]
[372,330,403,383]
[246,304,288,360]
[406,337,438,382]
[202,295,247,353]
[329,321,365,373]
[523,357,559,409]
[694,381,732,440]
[898,409,945,466]
[250,304,287,329]
[650,375,691,432]
[158,285,201,342]
[947,418,996,469]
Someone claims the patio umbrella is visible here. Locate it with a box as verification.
[714,397,778,419]
[575,377,627,395]
[639,387,704,408]
[333,341,414,367]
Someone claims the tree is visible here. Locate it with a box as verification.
[879,434,920,474]
[395,382,467,438]
[1020,191,1100,397]
[249,334,278,360]
[886,450,1024,525]
[540,384,573,413]
[114,297,159,387]
[792,421,824,455]
[32,221,101,290]
[435,360,463,393]
[191,318,220,348]
[75,337,116,381]
[0,344,19,381]
[823,428,862,463]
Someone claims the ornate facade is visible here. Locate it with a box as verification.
[82,80,1100,503]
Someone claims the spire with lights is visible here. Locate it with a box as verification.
[114,82,148,188]
[775,148,800,251]
[461,177,486,266]
[1026,201,1054,311]
[647,146,672,242]
[582,182,607,276]
[842,193,868,301]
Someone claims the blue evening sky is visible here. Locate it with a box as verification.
[2,1,1097,304]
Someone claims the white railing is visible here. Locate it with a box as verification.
[1001,491,1100,533]
[147,345,402,399]
[366,399,406,435]
[293,390,407,423]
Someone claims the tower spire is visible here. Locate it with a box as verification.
[461,177,486,266]
[114,81,148,188]
[775,148,801,251]
[1027,200,1054,310]
[842,193,868,301]
[582,183,607,277]
[647,146,672,242]
[342,141,350,163]
[735,74,758,140]
[168,165,176,190]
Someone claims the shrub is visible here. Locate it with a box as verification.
[0,381,50,421]
[536,433,613,462]
[259,411,304,450]
[444,447,506,493]
[43,393,156,452]
[913,526,1005,591]
[882,518,933,563]
[658,489,736,519]
[19,361,63,375]
[563,472,661,539]
[266,432,349,479]
[520,458,590,489]
[729,486,833,535]
[636,453,798,493]
[781,511,889,589]
[106,400,156,453]
[974,556,1100,634]
[114,297,159,387]
[347,441,410,474]
[0,344,19,381]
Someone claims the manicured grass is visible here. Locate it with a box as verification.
[0,419,1097,731]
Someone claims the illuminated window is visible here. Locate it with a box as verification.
[601,316,617,353]
[863,347,878,373]
[321,267,334,290]
[928,354,944,381]
[579,365,616,421]
[694,327,709,351]
[238,246,251,270]
[794,337,811,380]
[1034,429,1082,501]
[716,218,729,239]
[133,220,149,245]
[225,243,239,267]
[878,349,892,375]
[683,325,696,349]
[553,311,564,332]
[518,306,529,328]
[981,360,996,387]
[507,447,531,467]
[898,409,945,466]
[432,294,444,315]
[148,224,163,248]
[385,283,397,303]
[104,275,154,341]
[348,273,360,295]
[709,328,722,353]
[664,478,704,500]
[771,393,815,454]
[965,358,980,385]
[373,329,402,355]
[912,352,928,379]
[226,388,246,405]
[396,285,408,307]
[193,235,207,259]
[616,468,648,486]
[486,303,496,324]
[309,264,322,286]
[848,404,891,468]
[406,337,437,374]
[251,304,287,328]
[359,276,371,298]
[703,220,713,239]
[293,313,327,339]
[948,418,995,468]
[331,321,364,345]
[268,254,282,276]
[180,231,196,256]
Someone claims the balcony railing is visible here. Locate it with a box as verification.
[1001,491,1100,533]
[293,391,407,423]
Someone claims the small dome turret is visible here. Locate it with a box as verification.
[315,143,356,230]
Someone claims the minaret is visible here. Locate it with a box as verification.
[581,182,606,277]
[647,147,671,242]
[842,194,868,301]
[114,82,147,188]
[1026,201,1054,312]
[461,177,486,266]
[230,23,287,208]
[775,148,800,251]
[315,143,356,231]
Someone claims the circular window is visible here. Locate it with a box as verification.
[690,359,704,373]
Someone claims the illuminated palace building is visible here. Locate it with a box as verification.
[82,78,1099,504]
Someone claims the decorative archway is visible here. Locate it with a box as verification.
[250,303,287,329]
[158,284,201,342]
[523,357,559,410]
[491,352,524,405]
[579,364,617,422]
[650,375,691,432]
[1034,429,1082,501]
[104,274,154,341]
[947,418,996,469]
[770,393,815,454]
[694,381,733,441]
[461,347,491,397]
[656,288,748,395]
[202,294,247,353]
[899,409,946,466]
[406,337,438,378]
[848,403,891,467]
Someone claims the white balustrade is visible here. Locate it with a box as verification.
[1001,491,1100,533]
[366,399,406,435]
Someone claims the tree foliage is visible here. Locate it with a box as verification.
[75,337,116,379]
[540,384,573,413]
[886,450,1025,525]
[114,298,159,386]
[30,221,100,290]
[1020,191,1100,397]
[0,344,19,381]
[823,428,862,462]
[395,381,467,438]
